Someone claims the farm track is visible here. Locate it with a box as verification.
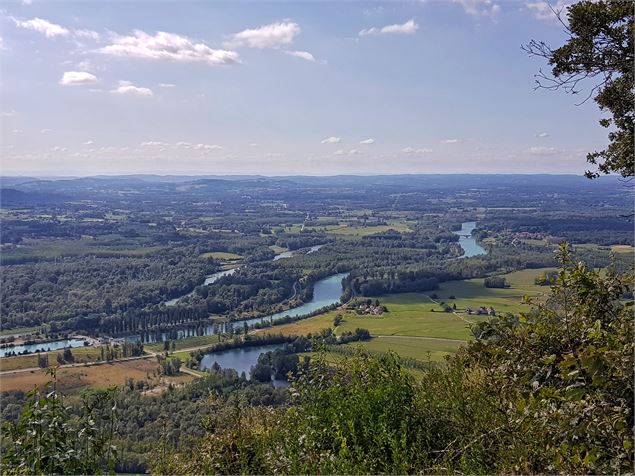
[424,295,475,325]
[376,335,467,343]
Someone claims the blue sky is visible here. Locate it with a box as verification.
[0,0,609,176]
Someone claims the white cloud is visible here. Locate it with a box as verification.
[74,59,97,71]
[536,131,549,138]
[321,136,342,144]
[40,128,52,134]
[112,80,153,96]
[52,146,68,152]
[453,0,501,18]
[334,148,360,156]
[194,143,222,151]
[402,147,433,154]
[99,30,239,66]
[526,1,572,23]
[225,21,300,49]
[141,140,222,151]
[359,138,375,145]
[527,146,558,155]
[74,29,100,41]
[141,141,168,147]
[359,19,418,37]
[159,83,176,88]
[441,138,461,144]
[59,71,98,86]
[83,140,94,145]
[13,17,70,38]
[176,141,222,151]
[21,0,33,5]
[265,152,283,158]
[284,50,315,62]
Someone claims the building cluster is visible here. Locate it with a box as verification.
[466,306,496,316]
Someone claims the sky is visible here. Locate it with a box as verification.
[0,0,611,176]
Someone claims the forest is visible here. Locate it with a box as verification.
[1,248,632,474]
[1,175,631,337]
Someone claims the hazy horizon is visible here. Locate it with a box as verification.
[0,172,614,180]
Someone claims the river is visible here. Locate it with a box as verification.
[165,268,238,306]
[0,338,88,358]
[272,244,324,261]
[126,272,348,344]
[165,244,325,304]
[453,221,486,258]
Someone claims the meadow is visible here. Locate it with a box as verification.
[267,268,553,362]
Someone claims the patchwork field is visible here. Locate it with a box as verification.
[325,222,412,236]
[0,358,193,393]
[267,267,554,362]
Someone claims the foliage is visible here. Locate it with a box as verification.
[524,0,634,178]
[483,276,506,288]
[1,370,118,475]
[153,243,633,474]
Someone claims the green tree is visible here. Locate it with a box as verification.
[524,0,634,178]
[1,369,118,474]
[36,353,48,368]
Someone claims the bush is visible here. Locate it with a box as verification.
[155,244,633,475]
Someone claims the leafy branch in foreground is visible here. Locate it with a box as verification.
[523,0,634,178]
[1,368,118,475]
[152,242,633,474]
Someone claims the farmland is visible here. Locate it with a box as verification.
[267,267,554,361]
[0,358,194,393]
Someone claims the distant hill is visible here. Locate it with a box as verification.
[0,188,69,205]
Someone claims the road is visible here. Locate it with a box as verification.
[0,339,232,377]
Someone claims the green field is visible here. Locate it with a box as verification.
[269,245,288,253]
[0,347,103,372]
[325,222,412,236]
[611,245,634,254]
[145,334,222,353]
[270,267,553,362]
[343,336,463,362]
[0,326,41,337]
[200,251,243,260]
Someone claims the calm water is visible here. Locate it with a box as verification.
[165,268,238,306]
[273,244,325,261]
[0,338,87,357]
[273,250,297,261]
[199,343,288,386]
[249,272,347,326]
[454,221,486,258]
[126,272,348,343]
